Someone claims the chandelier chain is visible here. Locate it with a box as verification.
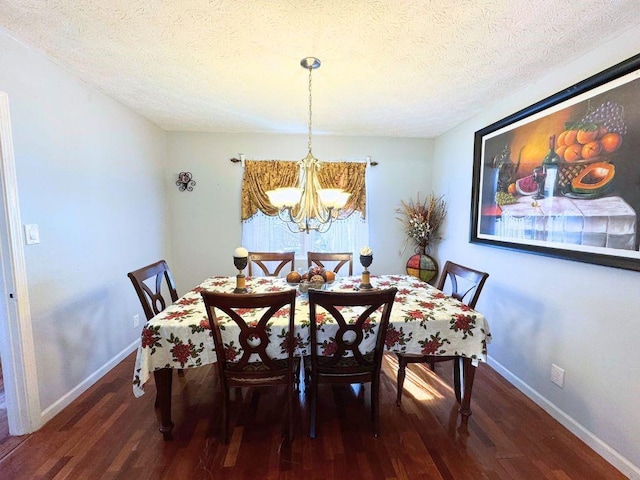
[307,65,313,155]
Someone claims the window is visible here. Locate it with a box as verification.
[240,159,369,268]
[241,211,369,265]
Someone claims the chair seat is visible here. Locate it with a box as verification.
[317,351,374,369]
[226,357,301,382]
[231,358,290,372]
[304,352,374,373]
[396,352,457,361]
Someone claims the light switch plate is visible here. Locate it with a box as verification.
[24,224,40,245]
[551,363,565,388]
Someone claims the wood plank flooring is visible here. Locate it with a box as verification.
[0,352,626,479]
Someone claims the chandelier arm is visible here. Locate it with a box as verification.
[314,220,333,234]
[285,219,304,234]
[276,207,294,224]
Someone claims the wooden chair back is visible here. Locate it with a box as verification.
[307,252,353,275]
[436,261,489,308]
[248,251,295,277]
[201,289,297,442]
[307,287,398,437]
[127,260,178,321]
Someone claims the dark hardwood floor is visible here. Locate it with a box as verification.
[0,352,626,479]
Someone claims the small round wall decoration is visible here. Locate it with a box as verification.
[176,172,196,192]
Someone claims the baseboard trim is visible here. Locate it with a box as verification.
[40,340,139,425]
[487,355,639,479]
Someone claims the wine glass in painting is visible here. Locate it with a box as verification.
[533,166,546,200]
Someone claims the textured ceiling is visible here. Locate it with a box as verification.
[1,1,639,137]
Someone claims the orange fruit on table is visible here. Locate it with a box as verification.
[600,132,623,153]
[576,129,599,144]
[325,271,336,282]
[581,141,602,159]
[564,143,582,162]
[286,271,301,283]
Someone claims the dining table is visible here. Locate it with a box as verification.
[132,274,491,439]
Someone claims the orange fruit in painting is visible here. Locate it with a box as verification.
[564,143,582,162]
[564,130,578,146]
[576,129,599,145]
[325,271,336,282]
[555,145,567,158]
[581,141,602,159]
[600,132,623,153]
[508,183,516,195]
[556,131,568,147]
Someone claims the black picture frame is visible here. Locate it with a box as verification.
[471,53,640,271]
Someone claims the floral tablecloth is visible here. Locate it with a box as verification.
[133,274,491,397]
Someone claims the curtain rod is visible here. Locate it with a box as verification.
[230,155,378,166]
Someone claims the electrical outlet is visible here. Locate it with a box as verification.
[551,363,565,388]
[133,314,140,328]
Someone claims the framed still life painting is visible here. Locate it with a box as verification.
[470,53,640,271]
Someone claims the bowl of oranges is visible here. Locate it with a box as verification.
[286,266,336,293]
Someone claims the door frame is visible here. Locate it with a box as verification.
[0,92,41,434]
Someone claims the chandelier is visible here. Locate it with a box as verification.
[266,57,350,234]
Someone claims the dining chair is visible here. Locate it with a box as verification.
[307,287,398,438]
[127,259,184,392]
[248,251,295,277]
[395,261,489,407]
[201,289,298,443]
[307,252,353,276]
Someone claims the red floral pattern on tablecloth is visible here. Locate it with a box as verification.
[132,275,491,397]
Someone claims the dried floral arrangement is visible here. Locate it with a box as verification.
[397,193,447,254]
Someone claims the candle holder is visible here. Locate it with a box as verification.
[233,255,248,294]
[359,254,373,290]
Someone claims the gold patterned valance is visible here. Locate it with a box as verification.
[241,159,367,221]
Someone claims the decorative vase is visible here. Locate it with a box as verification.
[405,246,438,285]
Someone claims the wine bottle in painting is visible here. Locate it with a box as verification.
[542,134,561,197]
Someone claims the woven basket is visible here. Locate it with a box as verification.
[557,156,610,188]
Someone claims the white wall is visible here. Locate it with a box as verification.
[166,132,433,290]
[0,29,170,417]
[433,27,640,477]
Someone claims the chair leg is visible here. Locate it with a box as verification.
[396,354,407,407]
[295,360,301,392]
[372,377,380,437]
[453,357,462,404]
[288,376,294,441]
[310,374,317,438]
[221,388,229,444]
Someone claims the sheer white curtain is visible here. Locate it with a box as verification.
[241,212,369,273]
